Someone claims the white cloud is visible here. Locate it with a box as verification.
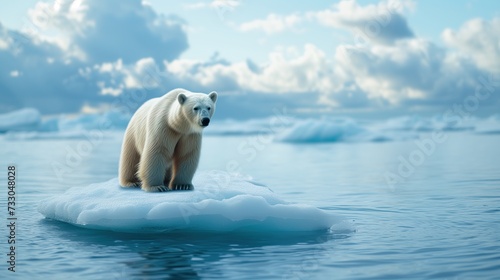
[239,13,302,34]
[238,0,413,41]
[243,44,330,93]
[38,31,499,116]
[442,17,500,74]
[334,40,444,104]
[310,0,414,45]
[183,0,240,15]
[158,33,498,112]
[98,82,123,96]
[183,2,208,10]
[0,38,9,49]
[210,0,240,9]
[163,44,332,94]
[325,35,497,110]
[27,0,188,64]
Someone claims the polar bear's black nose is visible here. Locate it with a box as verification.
[201,118,210,126]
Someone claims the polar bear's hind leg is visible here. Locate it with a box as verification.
[119,137,141,188]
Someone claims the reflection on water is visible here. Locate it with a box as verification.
[38,218,344,279]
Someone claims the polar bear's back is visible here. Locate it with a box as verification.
[125,90,180,154]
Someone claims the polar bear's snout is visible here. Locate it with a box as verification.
[199,107,212,127]
[201,117,210,127]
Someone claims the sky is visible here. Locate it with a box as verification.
[0,0,499,119]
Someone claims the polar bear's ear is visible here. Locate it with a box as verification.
[177,93,188,105]
[208,91,218,103]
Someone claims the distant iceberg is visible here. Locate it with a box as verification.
[38,171,341,233]
[275,117,416,143]
[0,108,41,133]
[276,118,365,143]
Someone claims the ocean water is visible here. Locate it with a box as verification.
[1,130,500,279]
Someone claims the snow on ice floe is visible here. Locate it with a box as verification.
[0,108,41,132]
[38,171,341,233]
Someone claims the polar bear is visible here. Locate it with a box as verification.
[119,88,217,192]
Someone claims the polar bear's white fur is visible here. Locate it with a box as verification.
[119,88,217,192]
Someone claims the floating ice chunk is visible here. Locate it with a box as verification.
[38,171,340,233]
[274,117,396,143]
[0,108,41,132]
[276,118,365,143]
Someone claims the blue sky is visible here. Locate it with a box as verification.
[1,0,499,119]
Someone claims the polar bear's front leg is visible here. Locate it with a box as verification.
[170,162,197,190]
[169,134,201,191]
[138,148,172,192]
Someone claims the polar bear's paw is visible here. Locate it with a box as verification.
[144,185,170,192]
[121,181,141,188]
[170,184,194,191]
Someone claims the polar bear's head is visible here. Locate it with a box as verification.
[177,91,217,132]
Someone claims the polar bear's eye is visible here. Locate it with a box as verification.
[207,107,211,111]
[193,107,199,111]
